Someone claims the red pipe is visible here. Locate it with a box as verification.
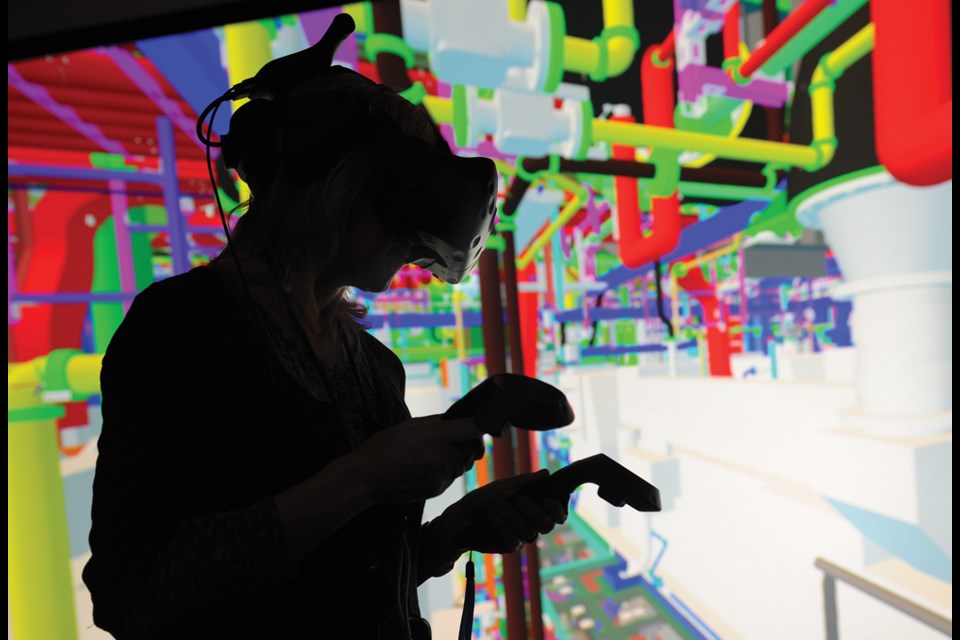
[612,47,681,269]
[657,31,676,63]
[477,249,528,640]
[871,0,952,186]
[723,3,741,61]
[740,0,833,78]
[677,267,733,377]
[517,261,540,379]
[502,231,546,640]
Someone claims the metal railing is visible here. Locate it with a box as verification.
[815,557,952,638]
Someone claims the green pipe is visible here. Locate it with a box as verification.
[679,164,781,200]
[91,206,158,351]
[91,219,127,353]
[758,0,868,77]
[679,181,776,200]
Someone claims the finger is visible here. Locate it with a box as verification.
[486,507,523,552]
[512,469,549,487]
[513,495,554,534]
[440,417,486,441]
[471,441,486,460]
[441,443,483,472]
[492,498,539,543]
[541,498,568,524]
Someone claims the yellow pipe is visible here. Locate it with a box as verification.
[223,22,273,109]
[593,25,874,171]
[824,23,874,74]
[517,191,583,270]
[810,24,875,167]
[563,0,638,79]
[667,237,741,336]
[223,21,273,201]
[65,353,104,395]
[423,95,454,125]
[8,351,103,639]
[453,290,467,360]
[670,270,680,337]
[602,0,635,74]
[508,0,527,22]
[684,235,742,270]
[593,118,821,168]
[516,174,588,270]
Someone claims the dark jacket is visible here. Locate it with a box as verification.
[83,267,429,639]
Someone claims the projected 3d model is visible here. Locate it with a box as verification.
[7,0,951,638]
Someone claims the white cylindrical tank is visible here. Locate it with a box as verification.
[797,170,952,436]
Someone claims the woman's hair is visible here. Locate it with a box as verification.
[212,70,445,332]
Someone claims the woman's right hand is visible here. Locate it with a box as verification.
[351,414,487,504]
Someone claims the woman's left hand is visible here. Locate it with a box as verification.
[431,469,568,556]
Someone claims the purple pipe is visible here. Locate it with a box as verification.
[13,293,137,303]
[672,2,790,110]
[126,224,227,236]
[7,163,165,185]
[108,179,136,313]
[104,46,204,152]
[678,66,789,108]
[8,212,17,326]
[157,117,190,275]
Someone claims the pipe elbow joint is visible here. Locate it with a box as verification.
[809,137,838,171]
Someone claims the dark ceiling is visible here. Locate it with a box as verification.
[9,0,344,60]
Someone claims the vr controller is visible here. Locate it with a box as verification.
[453,454,661,550]
[442,373,575,436]
[442,374,662,550]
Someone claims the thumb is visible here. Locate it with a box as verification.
[508,469,549,489]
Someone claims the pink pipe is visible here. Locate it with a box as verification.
[871,0,952,186]
[612,48,681,269]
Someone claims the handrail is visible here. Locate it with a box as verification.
[814,558,952,638]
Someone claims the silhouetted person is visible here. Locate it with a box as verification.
[83,59,567,640]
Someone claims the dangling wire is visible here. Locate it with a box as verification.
[458,551,476,640]
[197,89,253,307]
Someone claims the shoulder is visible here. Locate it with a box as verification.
[355,328,406,388]
[106,268,230,354]
[124,267,229,324]
[136,267,221,306]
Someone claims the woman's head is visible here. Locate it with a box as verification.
[218,68,448,327]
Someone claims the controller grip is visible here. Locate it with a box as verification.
[443,373,574,436]
[452,454,661,551]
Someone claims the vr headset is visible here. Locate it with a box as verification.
[197,13,498,284]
